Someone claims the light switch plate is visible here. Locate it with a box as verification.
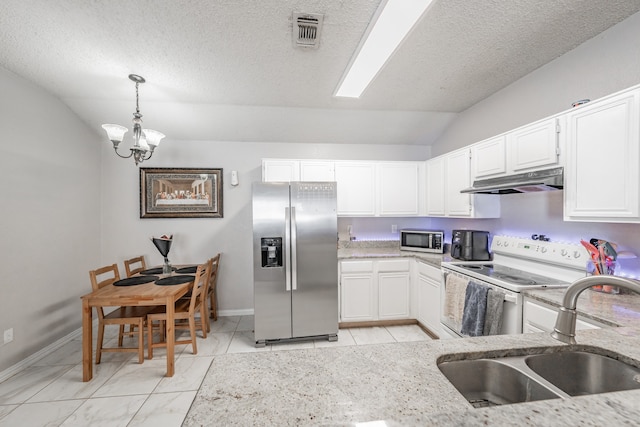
[3,328,13,344]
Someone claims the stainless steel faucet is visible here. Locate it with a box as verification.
[551,275,640,344]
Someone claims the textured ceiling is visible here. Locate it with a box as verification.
[1,0,640,145]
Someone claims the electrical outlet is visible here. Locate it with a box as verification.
[4,328,14,344]
[391,224,397,233]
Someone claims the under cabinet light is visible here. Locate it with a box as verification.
[334,0,434,98]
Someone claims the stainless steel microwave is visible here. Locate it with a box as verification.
[400,229,444,254]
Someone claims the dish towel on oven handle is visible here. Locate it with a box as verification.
[443,273,469,329]
[460,281,489,337]
[483,288,505,336]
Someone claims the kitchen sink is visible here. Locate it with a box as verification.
[438,348,640,408]
[525,351,640,396]
[438,358,562,408]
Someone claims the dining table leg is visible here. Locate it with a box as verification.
[165,295,175,377]
[82,299,93,381]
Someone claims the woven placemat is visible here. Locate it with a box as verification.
[155,275,195,286]
[113,276,159,286]
[175,265,198,274]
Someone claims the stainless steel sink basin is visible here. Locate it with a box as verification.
[525,351,640,396]
[438,358,561,408]
[438,348,640,408]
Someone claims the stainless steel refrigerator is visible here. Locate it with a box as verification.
[252,181,338,347]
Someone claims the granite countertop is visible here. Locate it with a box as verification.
[337,240,452,268]
[524,287,640,327]
[185,326,640,426]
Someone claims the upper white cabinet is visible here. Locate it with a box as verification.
[263,159,335,182]
[426,149,500,218]
[470,135,507,179]
[425,156,446,216]
[262,159,300,182]
[300,161,335,181]
[446,148,474,216]
[470,117,560,180]
[264,158,424,217]
[334,162,377,216]
[563,87,640,222]
[508,117,561,173]
[377,162,423,216]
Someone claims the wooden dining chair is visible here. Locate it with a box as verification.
[207,253,221,321]
[124,255,147,277]
[89,264,152,364]
[147,262,209,359]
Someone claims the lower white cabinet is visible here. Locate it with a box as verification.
[339,260,375,322]
[340,259,411,322]
[522,297,606,333]
[416,261,441,335]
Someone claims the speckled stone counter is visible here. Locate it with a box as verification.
[183,327,640,426]
[524,287,640,327]
[337,240,452,268]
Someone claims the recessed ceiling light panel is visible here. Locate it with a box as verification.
[334,0,434,98]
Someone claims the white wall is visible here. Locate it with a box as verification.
[433,10,640,155]
[0,68,102,372]
[100,141,428,314]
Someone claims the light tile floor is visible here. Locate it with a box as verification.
[0,316,431,427]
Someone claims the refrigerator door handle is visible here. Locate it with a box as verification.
[285,207,292,291]
[291,206,298,291]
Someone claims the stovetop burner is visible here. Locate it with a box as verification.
[447,262,570,292]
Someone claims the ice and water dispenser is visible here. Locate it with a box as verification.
[261,237,282,268]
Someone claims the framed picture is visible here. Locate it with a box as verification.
[140,168,223,218]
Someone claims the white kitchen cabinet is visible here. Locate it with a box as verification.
[263,158,423,217]
[470,117,560,181]
[262,159,300,182]
[334,162,376,216]
[470,135,507,179]
[377,162,422,216]
[416,261,441,335]
[339,259,411,322]
[263,159,335,182]
[426,156,446,215]
[446,148,474,216]
[564,87,640,223]
[300,160,335,181]
[377,259,411,320]
[508,117,560,173]
[523,297,606,333]
[426,149,500,218]
[339,261,376,322]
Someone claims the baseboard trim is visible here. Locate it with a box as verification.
[218,308,254,317]
[339,319,418,329]
[0,319,99,383]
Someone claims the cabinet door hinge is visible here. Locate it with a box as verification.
[555,123,561,133]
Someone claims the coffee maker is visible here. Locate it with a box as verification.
[450,230,491,261]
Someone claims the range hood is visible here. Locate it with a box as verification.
[461,167,564,194]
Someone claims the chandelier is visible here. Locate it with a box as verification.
[101,74,165,165]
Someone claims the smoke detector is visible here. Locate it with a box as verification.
[292,12,324,49]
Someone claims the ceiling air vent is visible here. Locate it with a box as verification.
[293,12,324,49]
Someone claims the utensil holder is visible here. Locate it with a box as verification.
[586,260,619,294]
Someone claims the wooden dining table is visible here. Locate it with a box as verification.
[81,269,194,381]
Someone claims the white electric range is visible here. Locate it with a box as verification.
[440,235,588,338]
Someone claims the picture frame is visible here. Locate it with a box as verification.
[140,168,223,218]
